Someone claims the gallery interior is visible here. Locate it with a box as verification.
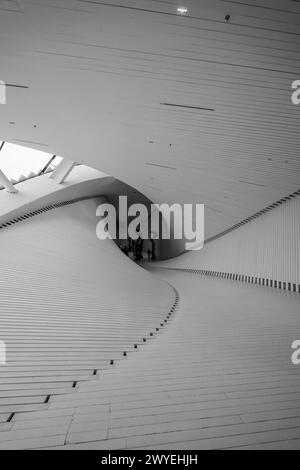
[0,0,299,450]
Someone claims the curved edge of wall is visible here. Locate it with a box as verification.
[0,196,177,420]
[155,194,300,292]
[0,166,114,225]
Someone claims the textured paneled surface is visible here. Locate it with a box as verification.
[1,270,299,449]
[0,0,300,238]
[0,198,174,419]
[0,165,109,224]
[158,194,300,287]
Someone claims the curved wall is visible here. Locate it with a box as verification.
[0,195,175,419]
[157,194,300,290]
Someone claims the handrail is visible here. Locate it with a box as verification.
[39,155,57,175]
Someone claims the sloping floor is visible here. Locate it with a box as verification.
[1,269,299,449]
[0,199,174,427]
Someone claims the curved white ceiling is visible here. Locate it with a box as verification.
[0,0,299,238]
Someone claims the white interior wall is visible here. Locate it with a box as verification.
[158,195,300,287]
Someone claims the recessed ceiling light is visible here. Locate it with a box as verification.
[161,102,215,112]
[177,6,189,15]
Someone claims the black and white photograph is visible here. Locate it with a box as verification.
[0,0,300,455]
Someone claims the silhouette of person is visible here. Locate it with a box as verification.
[151,240,156,261]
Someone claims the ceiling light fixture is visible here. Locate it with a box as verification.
[177,6,189,15]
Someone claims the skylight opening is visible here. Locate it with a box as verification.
[0,141,62,182]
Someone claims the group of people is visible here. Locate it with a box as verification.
[121,237,156,262]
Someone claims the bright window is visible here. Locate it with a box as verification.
[0,141,62,181]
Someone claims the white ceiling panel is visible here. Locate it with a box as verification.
[0,0,299,238]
